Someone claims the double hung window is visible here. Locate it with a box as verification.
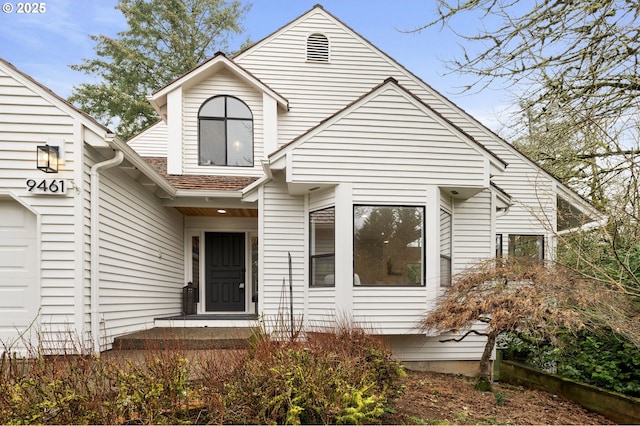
[310,207,335,286]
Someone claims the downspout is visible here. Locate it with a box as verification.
[90,148,124,354]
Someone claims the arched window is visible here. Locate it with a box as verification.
[199,95,253,167]
[306,33,329,62]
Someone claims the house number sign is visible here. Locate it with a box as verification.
[26,178,68,195]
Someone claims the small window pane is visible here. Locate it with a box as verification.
[227,119,253,166]
[312,256,335,285]
[354,206,424,286]
[310,207,335,287]
[508,235,544,260]
[200,97,225,117]
[199,120,225,165]
[227,97,252,119]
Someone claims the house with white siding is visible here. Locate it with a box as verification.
[1,5,599,372]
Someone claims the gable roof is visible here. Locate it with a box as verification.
[234,4,601,219]
[148,52,289,119]
[0,57,177,198]
[270,77,507,173]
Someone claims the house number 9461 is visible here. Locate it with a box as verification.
[26,178,67,194]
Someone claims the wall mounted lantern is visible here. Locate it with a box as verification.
[37,144,59,173]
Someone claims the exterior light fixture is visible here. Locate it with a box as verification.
[217,209,227,214]
[37,144,59,173]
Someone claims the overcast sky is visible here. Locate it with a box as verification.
[0,0,519,132]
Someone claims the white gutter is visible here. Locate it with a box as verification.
[90,148,124,354]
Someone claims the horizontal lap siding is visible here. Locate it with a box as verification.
[352,287,427,334]
[182,70,264,176]
[354,184,427,205]
[308,187,334,210]
[127,122,168,157]
[0,69,80,347]
[492,153,556,235]
[453,190,492,273]
[291,91,486,186]
[87,149,184,348]
[390,323,488,361]
[237,11,414,145]
[307,287,336,327]
[261,180,306,322]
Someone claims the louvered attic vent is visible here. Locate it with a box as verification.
[307,33,329,62]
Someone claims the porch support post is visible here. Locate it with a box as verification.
[425,185,440,308]
[334,183,353,318]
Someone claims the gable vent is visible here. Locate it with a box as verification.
[306,33,329,62]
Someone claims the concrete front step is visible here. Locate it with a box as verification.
[111,326,257,350]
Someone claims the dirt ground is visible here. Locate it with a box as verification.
[385,370,613,425]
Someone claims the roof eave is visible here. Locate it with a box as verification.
[105,135,177,198]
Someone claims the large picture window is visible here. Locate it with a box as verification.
[199,95,253,167]
[354,205,424,286]
[310,207,335,286]
[508,234,544,261]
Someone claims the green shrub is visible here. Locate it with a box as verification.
[503,330,640,397]
[1,325,407,424]
[0,354,111,424]
[558,331,640,397]
[212,326,406,425]
[108,353,194,424]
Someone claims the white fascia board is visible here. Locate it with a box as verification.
[83,126,111,148]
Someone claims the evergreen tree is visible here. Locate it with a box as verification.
[69,0,250,139]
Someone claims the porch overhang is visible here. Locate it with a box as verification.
[440,185,486,200]
[162,191,257,210]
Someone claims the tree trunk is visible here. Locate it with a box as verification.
[479,330,498,379]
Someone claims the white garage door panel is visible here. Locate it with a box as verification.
[0,244,34,269]
[0,287,29,308]
[0,199,38,346]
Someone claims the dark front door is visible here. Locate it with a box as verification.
[205,232,245,312]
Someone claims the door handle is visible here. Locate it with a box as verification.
[239,283,245,289]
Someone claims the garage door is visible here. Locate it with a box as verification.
[0,198,38,352]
